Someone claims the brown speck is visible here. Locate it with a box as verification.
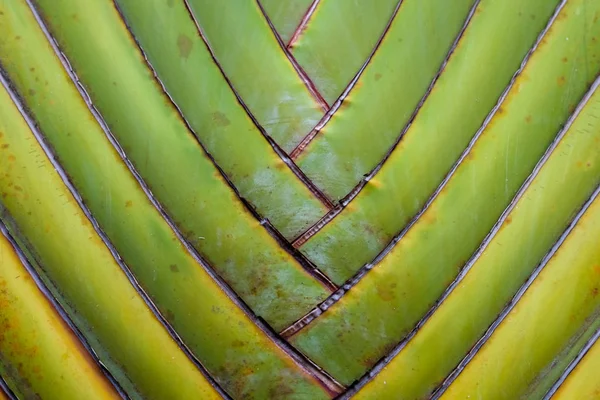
[29,67,35,72]
[557,76,566,86]
[505,216,512,225]
[374,73,382,81]
[177,34,193,59]
[1,144,9,149]
[15,36,20,40]
[125,200,133,208]
[28,89,35,96]
[562,57,568,63]
[525,115,532,123]
[169,264,179,273]
[212,111,230,127]
[14,185,22,192]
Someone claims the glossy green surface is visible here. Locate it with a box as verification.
[260,0,313,43]
[0,233,119,400]
[0,26,218,400]
[441,187,600,399]
[289,0,398,104]
[116,0,329,239]
[0,2,331,399]
[186,0,326,152]
[553,332,600,399]
[301,0,562,284]
[36,0,329,333]
[356,72,600,400]
[291,0,600,384]
[295,0,476,201]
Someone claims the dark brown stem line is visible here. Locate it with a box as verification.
[289,0,404,159]
[0,221,129,400]
[286,0,320,49]
[291,0,480,247]
[0,374,16,400]
[30,1,340,393]
[0,66,231,399]
[543,324,600,399]
[108,0,336,293]
[282,0,566,339]
[255,0,329,111]
[182,0,335,210]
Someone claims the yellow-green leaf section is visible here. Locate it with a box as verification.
[301,0,562,284]
[115,0,329,239]
[291,0,600,384]
[294,0,476,200]
[0,2,332,398]
[33,0,330,331]
[440,188,600,400]
[0,56,218,400]
[354,74,600,400]
[0,232,119,400]
[289,0,398,104]
[260,0,313,43]
[553,332,600,399]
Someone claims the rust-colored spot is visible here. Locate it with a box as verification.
[15,36,20,40]
[592,287,599,297]
[374,73,383,81]
[557,76,566,86]
[125,200,133,208]
[13,185,22,192]
[6,155,13,162]
[164,309,175,322]
[376,282,397,302]
[29,67,35,72]
[496,106,505,115]
[212,111,230,127]
[177,34,193,59]
[562,57,568,63]
[505,216,512,225]
[169,264,179,273]
[1,144,8,149]
[593,265,600,274]
[525,115,532,123]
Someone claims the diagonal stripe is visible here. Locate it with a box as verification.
[286,0,399,106]
[114,0,332,240]
[349,72,600,400]
[436,182,600,398]
[255,0,329,110]
[0,224,125,400]
[259,0,315,44]
[0,2,340,397]
[292,0,476,201]
[0,64,222,400]
[547,325,600,399]
[287,0,600,383]
[34,0,335,327]
[298,0,563,284]
[184,0,328,151]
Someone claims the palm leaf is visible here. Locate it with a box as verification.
[0,0,599,399]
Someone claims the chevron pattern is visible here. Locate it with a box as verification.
[0,0,599,399]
